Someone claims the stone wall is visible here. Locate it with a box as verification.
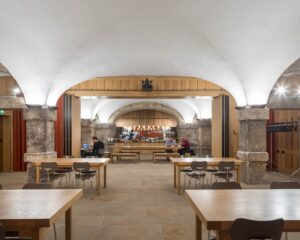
[0,96,25,109]
[177,120,212,156]
[81,119,95,144]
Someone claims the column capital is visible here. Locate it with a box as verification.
[24,107,57,121]
[237,107,269,121]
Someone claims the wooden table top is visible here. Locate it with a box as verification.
[185,189,300,231]
[0,189,82,226]
[170,157,243,165]
[31,158,110,166]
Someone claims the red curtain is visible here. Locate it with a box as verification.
[55,95,64,157]
[12,110,26,171]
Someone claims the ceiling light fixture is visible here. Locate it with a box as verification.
[275,85,287,96]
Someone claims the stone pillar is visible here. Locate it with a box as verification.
[24,107,57,181]
[198,119,212,156]
[94,123,117,151]
[81,119,95,144]
[177,122,212,156]
[237,107,269,184]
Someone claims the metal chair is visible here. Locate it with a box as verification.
[270,181,300,189]
[73,162,96,189]
[212,182,242,189]
[230,218,284,240]
[213,161,235,182]
[40,162,66,187]
[21,183,57,240]
[185,161,207,189]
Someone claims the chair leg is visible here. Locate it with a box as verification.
[53,223,57,240]
[285,231,288,240]
[183,174,186,190]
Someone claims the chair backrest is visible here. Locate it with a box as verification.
[41,162,58,172]
[73,162,90,172]
[0,223,5,240]
[191,161,207,171]
[22,183,52,189]
[212,182,242,189]
[230,218,284,240]
[0,184,3,190]
[218,161,235,172]
[270,181,300,189]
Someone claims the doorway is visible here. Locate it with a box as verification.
[0,111,13,172]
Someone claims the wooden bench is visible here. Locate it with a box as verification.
[153,152,180,162]
[111,152,139,163]
[120,150,140,161]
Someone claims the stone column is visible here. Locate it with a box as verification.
[237,107,269,184]
[81,119,95,144]
[198,119,212,157]
[177,122,212,156]
[94,123,117,151]
[24,107,57,181]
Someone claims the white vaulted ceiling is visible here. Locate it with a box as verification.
[81,98,212,123]
[0,1,299,106]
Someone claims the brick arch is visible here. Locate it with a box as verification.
[108,102,185,124]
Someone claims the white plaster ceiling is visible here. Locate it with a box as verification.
[81,98,212,123]
[0,1,299,106]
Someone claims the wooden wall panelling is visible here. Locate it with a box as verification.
[12,110,26,171]
[115,110,178,128]
[0,76,19,96]
[273,110,300,173]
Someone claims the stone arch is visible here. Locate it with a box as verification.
[268,58,300,109]
[108,102,185,124]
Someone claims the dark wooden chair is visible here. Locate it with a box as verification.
[270,181,300,189]
[212,181,242,189]
[230,218,284,240]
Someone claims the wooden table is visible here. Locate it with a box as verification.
[31,158,110,196]
[170,157,243,194]
[185,189,300,240]
[0,189,82,240]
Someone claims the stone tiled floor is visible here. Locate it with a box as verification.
[1,162,300,240]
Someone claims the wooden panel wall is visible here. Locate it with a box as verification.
[0,76,20,96]
[212,95,239,158]
[273,110,300,174]
[12,110,26,171]
[0,111,13,172]
[70,76,222,91]
[67,76,228,98]
[115,110,178,127]
[71,96,81,158]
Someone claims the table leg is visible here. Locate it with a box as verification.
[216,230,231,240]
[66,207,72,240]
[97,167,101,195]
[36,166,40,183]
[173,163,176,188]
[196,214,202,240]
[31,228,41,240]
[177,165,181,195]
[104,165,107,188]
[236,166,240,183]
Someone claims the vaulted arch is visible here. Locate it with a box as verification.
[108,102,185,124]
